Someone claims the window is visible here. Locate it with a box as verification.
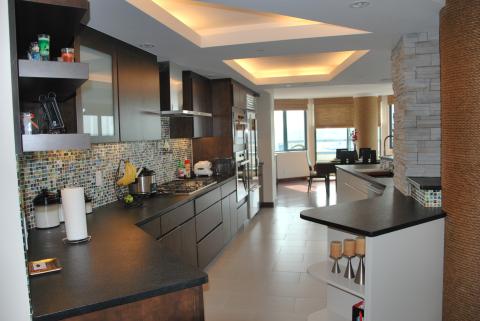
[315,128,354,161]
[389,104,395,148]
[274,110,307,152]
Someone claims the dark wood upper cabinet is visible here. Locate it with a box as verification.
[116,41,161,141]
[192,79,258,163]
[76,27,119,143]
[232,81,247,109]
[169,71,212,138]
[76,27,161,143]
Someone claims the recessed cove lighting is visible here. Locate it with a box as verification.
[139,43,155,49]
[350,1,371,8]
[224,50,369,85]
[127,0,369,48]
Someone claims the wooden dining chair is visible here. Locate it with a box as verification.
[306,152,316,192]
[306,152,334,200]
[314,163,335,202]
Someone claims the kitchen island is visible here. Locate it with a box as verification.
[300,165,445,321]
[28,176,237,321]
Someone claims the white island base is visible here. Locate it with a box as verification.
[307,219,444,321]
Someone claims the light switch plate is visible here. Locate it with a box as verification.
[95,170,103,187]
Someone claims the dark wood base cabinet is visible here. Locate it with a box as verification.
[63,286,204,321]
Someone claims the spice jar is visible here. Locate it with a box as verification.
[61,48,74,63]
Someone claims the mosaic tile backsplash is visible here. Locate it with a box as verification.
[409,184,442,208]
[19,119,192,229]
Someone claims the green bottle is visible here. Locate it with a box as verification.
[38,34,50,61]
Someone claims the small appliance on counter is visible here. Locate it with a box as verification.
[194,160,213,177]
[129,167,157,195]
[33,189,61,229]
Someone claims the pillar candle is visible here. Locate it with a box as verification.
[355,237,366,256]
[343,239,356,257]
[330,241,342,259]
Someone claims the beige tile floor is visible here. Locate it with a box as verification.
[203,206,329,321]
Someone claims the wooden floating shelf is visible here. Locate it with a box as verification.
[18,60,89,101]
[307,308,347,321]
[307,261,365,299]
[22,134,91,152]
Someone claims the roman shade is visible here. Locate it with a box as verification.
[314,97,354,128]
[274,99,308,111]
[388,95,395,105]
[378,96,382,127]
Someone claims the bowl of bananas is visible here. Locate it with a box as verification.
[115,159,143,208]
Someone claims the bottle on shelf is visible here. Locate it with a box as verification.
[177,160,185,179]
[184,159,191,178]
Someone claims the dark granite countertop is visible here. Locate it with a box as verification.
[407,176,441,190]
[28,176,235,321]
[300,166,445,237]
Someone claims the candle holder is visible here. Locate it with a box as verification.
[343,255,355,279]
[354,255,365,285]
[330,256,342,274]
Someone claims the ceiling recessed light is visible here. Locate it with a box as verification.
[350,1,371,8]
[139,43,155,49]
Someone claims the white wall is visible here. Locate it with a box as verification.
[257,92,277,203]
[276,151,309,180]
[0,1,31,320]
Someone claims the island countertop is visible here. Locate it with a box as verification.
[28,176,235,321]
[300,166,445,237]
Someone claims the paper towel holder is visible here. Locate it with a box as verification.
[62,235,91,245]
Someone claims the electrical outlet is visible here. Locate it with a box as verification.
[95,170,103,187]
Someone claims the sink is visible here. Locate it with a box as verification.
[355,168,394,177]
[364,171,394,178]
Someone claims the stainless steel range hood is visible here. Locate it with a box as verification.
[161,109,212,117]
[159,62,212,117]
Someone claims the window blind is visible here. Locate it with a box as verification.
[274,99,308,111]
[314,97,354,128]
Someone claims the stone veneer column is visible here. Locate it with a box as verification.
[391,32,441,194]
[441,1,480,319]
[353,96,379,150]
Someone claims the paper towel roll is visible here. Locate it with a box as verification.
[61,187,88,241]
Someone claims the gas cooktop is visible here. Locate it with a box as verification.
[159,178,217,195]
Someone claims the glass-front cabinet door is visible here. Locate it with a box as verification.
[76,28,119,143]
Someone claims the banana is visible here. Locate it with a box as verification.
[117,161,137,186]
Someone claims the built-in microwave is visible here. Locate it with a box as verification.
[235,150,249,203]
[233,107,247,152]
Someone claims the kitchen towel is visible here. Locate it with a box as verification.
[61,187,88,241]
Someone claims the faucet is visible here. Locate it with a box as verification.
[383,135,393,156]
